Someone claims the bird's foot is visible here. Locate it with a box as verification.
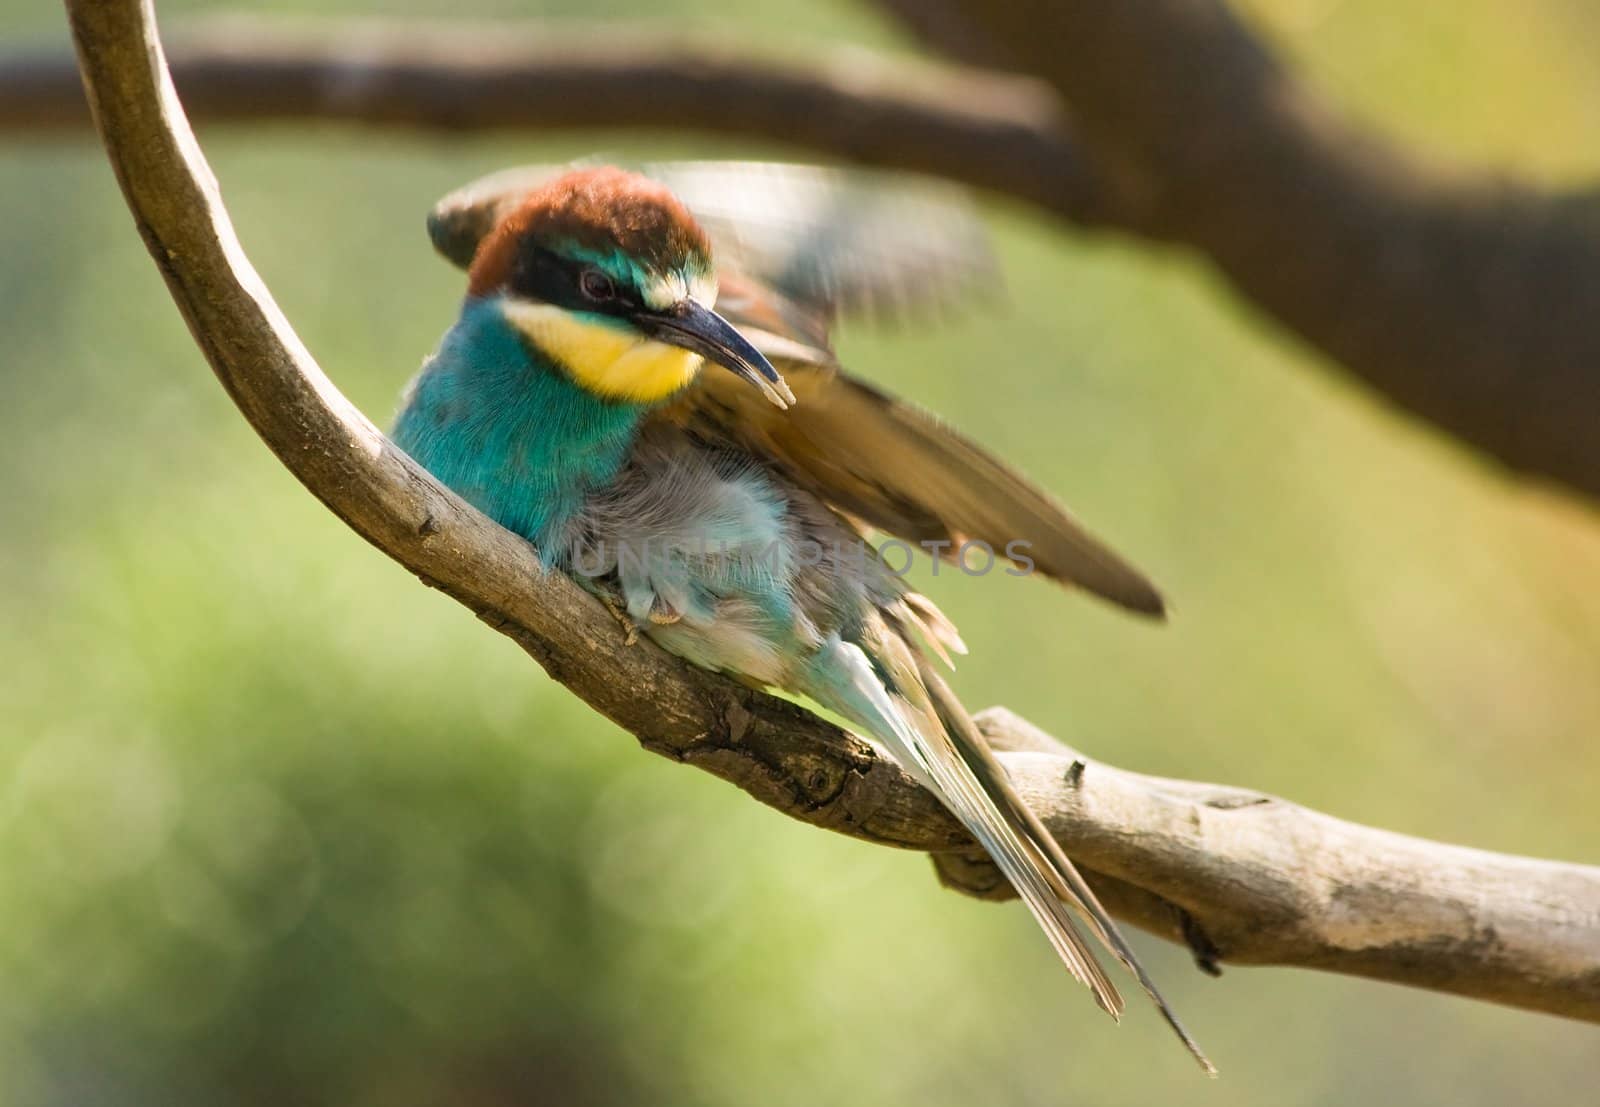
[597,592,639,646]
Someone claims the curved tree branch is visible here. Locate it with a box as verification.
[956,710,1600,1022]
[22,12,1600,499]
[66,0,1600,1033]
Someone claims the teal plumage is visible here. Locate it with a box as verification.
[395,297,644,556]
[396,164,1211,1074]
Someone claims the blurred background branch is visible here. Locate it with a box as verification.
[6,18,1105,220]
[875,0,1600,501]
[66,0,1600,1041]
[17,7,1600,501]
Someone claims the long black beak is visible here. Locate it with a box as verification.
[634,300,795,409]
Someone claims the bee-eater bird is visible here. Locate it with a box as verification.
[395,163,1212,1074]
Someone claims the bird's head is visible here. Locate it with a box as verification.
[465,167,792,408]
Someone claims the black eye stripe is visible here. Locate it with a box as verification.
[507,245,642,317]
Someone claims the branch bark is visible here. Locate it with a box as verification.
[22,12,1600,499]
[66,0,1600,1030]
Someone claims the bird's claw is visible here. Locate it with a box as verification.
[598,592,640,646]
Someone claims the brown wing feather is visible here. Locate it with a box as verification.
[659,294,1166,617]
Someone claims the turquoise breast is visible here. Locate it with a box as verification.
[393,297,646,557]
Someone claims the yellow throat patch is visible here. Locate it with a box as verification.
[500,299,704,404]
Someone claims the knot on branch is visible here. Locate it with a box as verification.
[932,850,1013,901]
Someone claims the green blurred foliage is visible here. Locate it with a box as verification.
[3,0,1599,1103]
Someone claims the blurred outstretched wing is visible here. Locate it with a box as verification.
[428,160,993,329]
[636,161,995,327]
[428,161,1164,616]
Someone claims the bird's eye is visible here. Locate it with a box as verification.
[579,269,616,302]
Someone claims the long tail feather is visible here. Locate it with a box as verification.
[799,613,1215,1075]
[910,651,1217,1077]
[801,632,1124,1017]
